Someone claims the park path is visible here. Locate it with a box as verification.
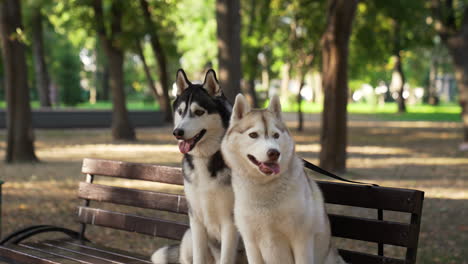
[0,113,466,263]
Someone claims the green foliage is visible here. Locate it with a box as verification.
[0,55,3,101]
[2,0,457,111]
[171,0,217,73]
[47,32,83,106]
[350,0,435,87]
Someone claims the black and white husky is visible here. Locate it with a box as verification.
[151,69,245,264]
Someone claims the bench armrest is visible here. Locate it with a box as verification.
[0,225,89,245]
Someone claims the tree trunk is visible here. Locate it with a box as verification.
[139,0,172,123]
[95,38,110,101]
[31,9,51,107]
[391,20,406,113]
[297,73,306,132]
[431,1,468,145]
[392,53,407,112]
[108,47,135,140]
[427,55,440,105]
[446,35,468,143]
[245,49,259,107]
[0,0,38,162]
[93,0,135,141]
[216,0,242,104]
[135,40,163,107]
[319,0,358,173]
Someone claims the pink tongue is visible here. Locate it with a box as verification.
[178,140,194,154]
[259,163,280,175]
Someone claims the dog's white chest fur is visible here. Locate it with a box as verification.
[184,156,235,241]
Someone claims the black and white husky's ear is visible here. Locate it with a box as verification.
[268,95,282,120]
[203,69,221,96]
[176,69,191,95]
[231,94,251,123]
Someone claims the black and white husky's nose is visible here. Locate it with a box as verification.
[267,149,280,161]
[173,128,185,139]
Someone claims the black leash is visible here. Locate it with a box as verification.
[302,159,379,187]
[302,158,384,256]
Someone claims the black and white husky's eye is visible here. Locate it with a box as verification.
[177,109,183,115]
[194,110,205,116]
[249,132,258,139]
[273,132,280,139]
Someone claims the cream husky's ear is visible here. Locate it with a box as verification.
[176,69,191,95]
[268,95,282,120]
[203,69,222,96]
[231,94,251,123]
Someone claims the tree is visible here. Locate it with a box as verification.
[350,0,433,110]
[431,0,468,147]
[135,40,161,108]
[0,0,38,162]
[216,0,242,103]
[31,8,52,107]
[283,0,325,131]
[139,0,172,123]
[92,0,135,140]
[242,0,271,107]
[319,0,358,173]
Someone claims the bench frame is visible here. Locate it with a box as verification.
[0,158,424,264]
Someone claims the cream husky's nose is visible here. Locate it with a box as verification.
[267,149,280,161]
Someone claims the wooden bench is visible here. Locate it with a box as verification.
[0,158,424,264]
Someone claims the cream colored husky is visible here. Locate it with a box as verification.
[221,94,346,264]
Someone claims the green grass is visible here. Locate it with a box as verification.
[0,101,159,110]
[0,100,461,122]
[281,101,462,122]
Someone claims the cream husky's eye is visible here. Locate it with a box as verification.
[273,132,280,139]
[194,110,205,116]
[249,132,258,139]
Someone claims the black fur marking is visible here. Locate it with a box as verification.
[182,154,194,183]
[209,151,227,177]
[208,151,231,185]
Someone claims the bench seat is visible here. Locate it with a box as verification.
[0,238,152,264]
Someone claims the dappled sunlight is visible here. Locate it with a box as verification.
[350,120,462,129]
[94,178,184,195]
[296,143,414,156]
[36,143,181,163]
[348,156,468,167]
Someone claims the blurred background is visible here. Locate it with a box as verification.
[0,0,467,263]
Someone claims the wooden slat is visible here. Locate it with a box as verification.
[317,181,424,213]
[78,182,188,214]
[82,159,424,213]
[21,242,115,264]
[338,249,406,264]
[81,158,183,185]
[330,214,417,247]
[0,245,80,264]
[45,240,151,264]
[76,207,188,240]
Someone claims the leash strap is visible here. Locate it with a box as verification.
[302,159,384,256]
[302,159,379,187]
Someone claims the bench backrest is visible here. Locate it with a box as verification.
[78,158,424,264]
